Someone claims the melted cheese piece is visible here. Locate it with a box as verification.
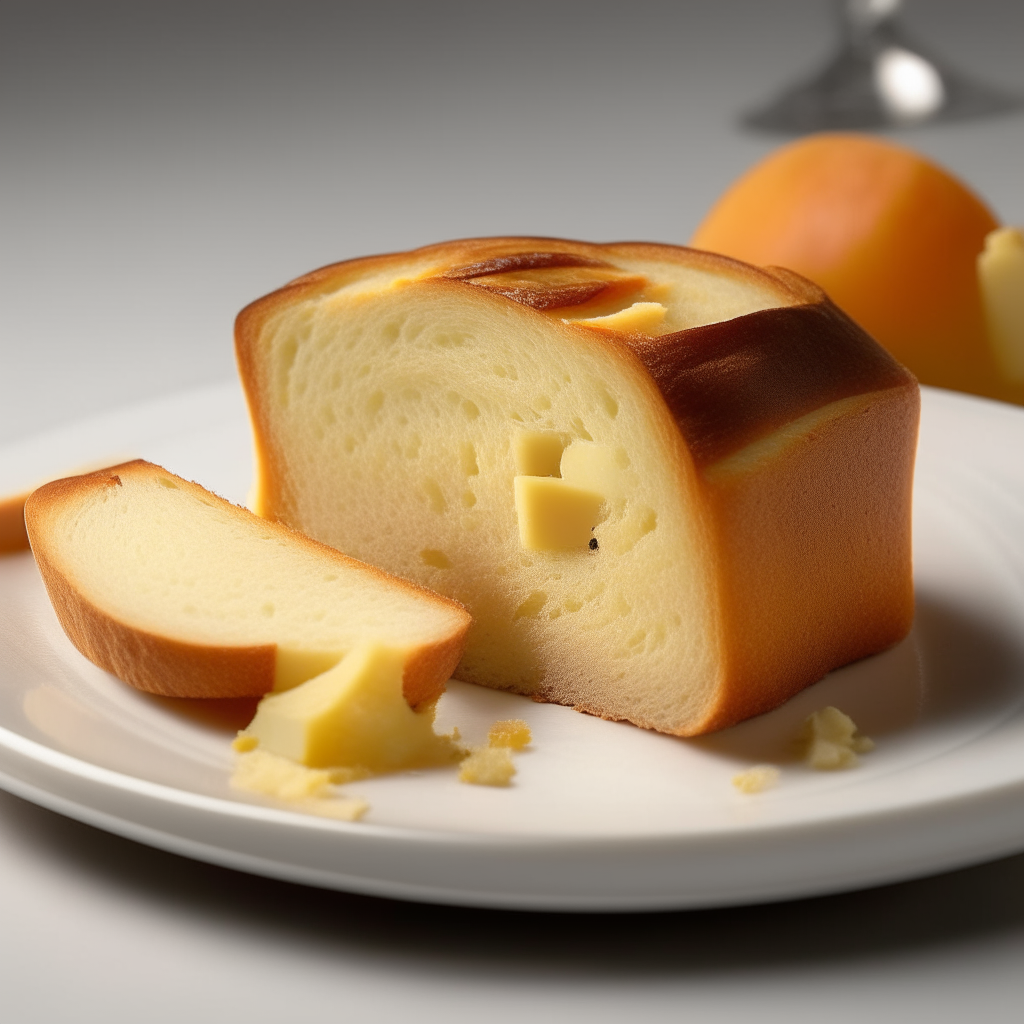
[569,301,668,334]
[979,227,1024,382]
[242,644,462,772]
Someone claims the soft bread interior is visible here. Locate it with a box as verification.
[248,249,806,732]
[30,464,469,694]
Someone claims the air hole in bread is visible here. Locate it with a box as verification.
[513,591,547,620]
[598,388,619,419]
[422,478,446,514]
[459,443,479,477]
[569,417,593,441]
[421,549,451,569]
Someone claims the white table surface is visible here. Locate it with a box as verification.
[2,1,1023,1019]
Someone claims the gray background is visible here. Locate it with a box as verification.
[2,1,1024,1020]
[2,0,1023,445]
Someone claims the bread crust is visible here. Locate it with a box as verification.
[237,237,912,474]
[235,238,919,735]
[0,490,31,556]
[25,462,471,705]
[696,386,918,731]
[625,286,913,467]
[31,534,277,699]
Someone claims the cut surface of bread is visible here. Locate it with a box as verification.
[236,238,919,736]
[24,461,471,702]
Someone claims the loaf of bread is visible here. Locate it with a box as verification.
[236,238,919,736]
[24,461,471,702]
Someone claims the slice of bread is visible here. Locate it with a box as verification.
[24,461,471,702]
[236,237,919,736]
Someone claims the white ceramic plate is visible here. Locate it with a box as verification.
[1,383,1024,911]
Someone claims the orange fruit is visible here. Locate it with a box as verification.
[690,133,1021,404]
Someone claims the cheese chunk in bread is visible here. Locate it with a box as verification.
[24,461,471,703]
[236,238,919,736]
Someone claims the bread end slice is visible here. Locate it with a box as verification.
[24,461,471,704]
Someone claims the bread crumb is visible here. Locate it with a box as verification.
[732,764,780,794]
[488,719,532,749]
[799,706,874,770]
[327,765,372,785]
[231,748,368,820]
[232,731,258,752]
[459,746,516,786]
[456,720,527,786]
[232,748,333,799]
[295,796,368,822]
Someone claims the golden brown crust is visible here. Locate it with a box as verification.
[694,384,919,733]
[625,298,915,468]
[25,462,471,704]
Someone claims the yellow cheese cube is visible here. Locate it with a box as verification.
[273,647,345,693]
[979,227,1024,382]
[243,644,462,772]
[514,475,606,551]
[514,430,568,477]
[559,442,629,500]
